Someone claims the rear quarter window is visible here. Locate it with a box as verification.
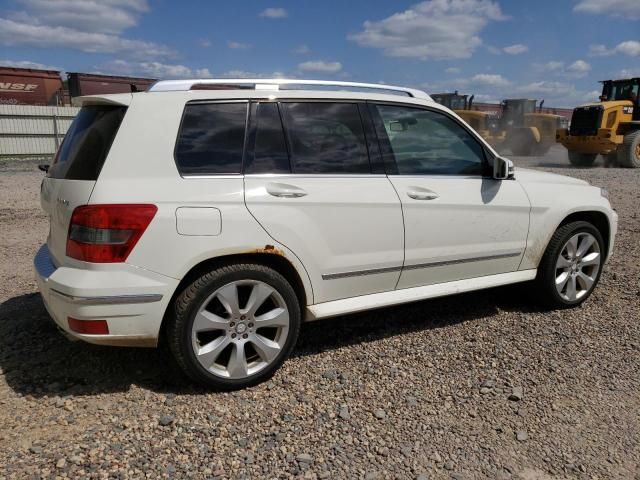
[48,105,127,180]
[175,102,248,176]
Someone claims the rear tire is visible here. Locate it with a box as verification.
[568,151,597,167]
[534,221,604,308]
[166,263,301,390]
[617,131,640,168]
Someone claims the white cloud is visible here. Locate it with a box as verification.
[200,38,212,48]
[0,1,174,59]
[574,0,640,19]
[460,73,512,87]
[0,59,60,71]
[220,70,288,79]
[297,60,342,73]
[590,40,640,57]
[566,59,591,76]
[348,0,507,60]
[503,44,528,55]
[539,60,565,72]
[445,67,461,74]
[102,60,212,79]
[260,7,288,19]
[14,0,149,35]
[293,44,311,54]
[535,59,591,78]
[0,18,175,59]
[617,68,640,78]
[227,41,251,49]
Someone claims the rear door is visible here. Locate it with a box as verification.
[40,103,127,265]
[244,101,404,304]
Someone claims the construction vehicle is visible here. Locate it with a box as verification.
[431,92,505,148]
[500,99,562,156]
[557,77,640,168]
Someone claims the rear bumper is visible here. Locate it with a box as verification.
[34,244,179,347]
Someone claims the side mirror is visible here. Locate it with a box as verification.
[493,156,514,180]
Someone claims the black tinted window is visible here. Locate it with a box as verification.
[374,105,486,176]
[175,103,247,175]
[49,105,126,180]
[281,102,370,174]
[246,102,290,174]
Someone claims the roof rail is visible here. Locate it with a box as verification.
[148,78,431,100]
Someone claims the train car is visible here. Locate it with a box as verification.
[67,72,157,97]
[0,67,64,106]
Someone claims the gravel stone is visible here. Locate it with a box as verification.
[338,405,350,420]
[296,453,313,464]
[509,386,524,401]
[1,153,639,479]
[374,409,386,420]
[516,431,529,442]
[159,415,175,426]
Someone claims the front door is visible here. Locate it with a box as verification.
[370,103,530,289]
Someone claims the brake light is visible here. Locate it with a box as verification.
[66,204,157,263]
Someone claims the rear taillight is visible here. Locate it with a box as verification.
[66,204,157,263]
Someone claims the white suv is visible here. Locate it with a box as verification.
[35,79,617,389]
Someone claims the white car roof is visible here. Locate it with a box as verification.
[74,78,435,107]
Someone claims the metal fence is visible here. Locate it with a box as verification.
[0,105,79,158]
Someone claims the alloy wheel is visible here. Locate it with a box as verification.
[191,280,290,379]
[555,232,601,302]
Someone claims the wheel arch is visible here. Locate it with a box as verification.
[557,210,611,259]
[158,251,311,344]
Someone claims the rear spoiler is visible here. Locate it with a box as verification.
[72,93,132,107]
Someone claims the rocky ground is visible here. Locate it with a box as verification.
[0,148,638,479]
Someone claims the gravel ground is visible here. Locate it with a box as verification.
[1,147,639,479]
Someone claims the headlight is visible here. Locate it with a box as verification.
[600,188,610,200]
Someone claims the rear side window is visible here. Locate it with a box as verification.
[280,102,370,174]
[48,105,126,180]
[175,102,247,175]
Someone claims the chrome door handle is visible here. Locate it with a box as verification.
[266,182,308,198]
[407,189,439,200]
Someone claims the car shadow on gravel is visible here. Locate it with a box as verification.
[0,285,546,397]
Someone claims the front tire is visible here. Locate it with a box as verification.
[617,131,640,168]
[167,264,301,390]
[568,151,597,167]
[535,221,604,308]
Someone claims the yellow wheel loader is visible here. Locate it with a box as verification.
[500,99,562,156]
[431,92,506,148]
[557,78,640,167]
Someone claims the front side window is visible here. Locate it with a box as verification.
[374,104,486,176]
[175,102,247,175]
[280,102,370,174]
